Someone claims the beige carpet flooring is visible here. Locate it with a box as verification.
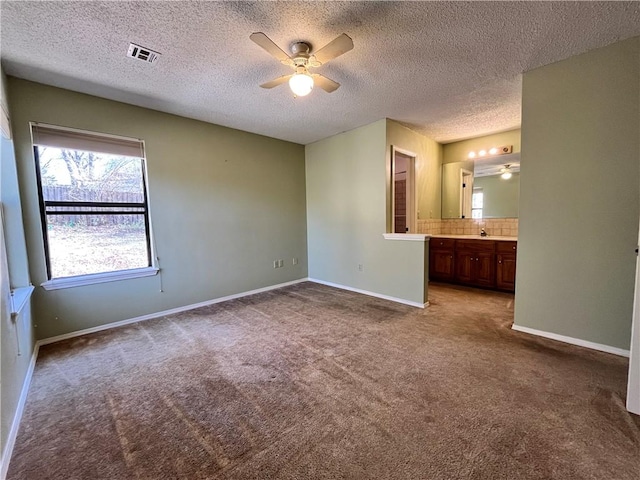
[7,282,640,479]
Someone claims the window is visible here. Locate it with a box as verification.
[471,188,483,219]
[32,124,156,288]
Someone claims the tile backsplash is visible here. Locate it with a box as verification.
[417,218,518,237]
[417,219,443,234]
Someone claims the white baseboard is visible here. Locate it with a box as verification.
[38,278,309,347]
[1,342,40,480]
[308,278,427,308]
[512,324,630,357]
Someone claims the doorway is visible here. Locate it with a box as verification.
[391,147,416,233]
[627,223,640,415]
[460,169,473,218]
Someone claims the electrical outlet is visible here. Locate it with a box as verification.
[358,264,363,272]
[278,259,284,268]
[273,260,279,269]
[293,257,298,265]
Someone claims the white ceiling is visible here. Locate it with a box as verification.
[2,1,640,145]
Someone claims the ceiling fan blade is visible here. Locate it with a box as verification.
[313,33,354,64]
[312,74,340,93]
[260,75,293,89]
[250,32,291,63]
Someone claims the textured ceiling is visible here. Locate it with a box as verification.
[2,1,640,145]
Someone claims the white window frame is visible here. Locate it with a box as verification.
[31,123,158,290]
[472,188,484,219]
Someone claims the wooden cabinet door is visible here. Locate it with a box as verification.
[432,238,515,292]
[474,252,496,287]
[430,250,455,281]
[455,251,474,284]
[496,253,516,291]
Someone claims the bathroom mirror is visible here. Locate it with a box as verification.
[441,153,520,219]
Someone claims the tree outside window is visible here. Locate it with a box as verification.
[33,126,152,280]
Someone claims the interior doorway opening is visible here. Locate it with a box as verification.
[460,169,473,218]
[391,147,416,233]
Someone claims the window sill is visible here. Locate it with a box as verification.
[11,285,35,319]
[382,233,431,242]
[41,267,159,291]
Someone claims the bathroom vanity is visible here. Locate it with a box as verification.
[429,236,517,292]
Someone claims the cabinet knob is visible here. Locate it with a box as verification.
[499,261,502,264]
[513,246,516,250]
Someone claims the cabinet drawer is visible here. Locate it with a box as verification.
[496,241,517,254]
[430,238,455,250]
[455,239,496,253]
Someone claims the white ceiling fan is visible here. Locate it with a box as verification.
[500,164,513,180]
[250,32,354,97]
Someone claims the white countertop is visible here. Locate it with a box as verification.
[430,234,517,241]
[382,233,517,242]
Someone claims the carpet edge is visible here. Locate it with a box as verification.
[37,278,310,347]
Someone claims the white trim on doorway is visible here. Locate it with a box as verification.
[626,224,640,414]
[391,146,417,234]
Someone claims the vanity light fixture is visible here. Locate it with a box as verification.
[467,145,514,160]
[500,165,512,180]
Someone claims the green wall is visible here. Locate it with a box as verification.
[306,119,429,305]
[1,72,29,287]
[1,135,35,457]
[474,172,519,218]
[514,38,640,350]
[1,67,36,473]
[385,120,443,223]
[8,78,308,340]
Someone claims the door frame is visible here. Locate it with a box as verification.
[391,146,417,233]
[460,169,473,218]
[627,222,640,414]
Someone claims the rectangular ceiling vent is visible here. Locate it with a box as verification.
[127,43,160,64]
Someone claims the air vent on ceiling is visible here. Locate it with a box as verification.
[127,43,160,64]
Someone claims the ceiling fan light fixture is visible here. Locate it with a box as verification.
[251,32,352,96]
[289,72,314,97]
[500,164,512,180]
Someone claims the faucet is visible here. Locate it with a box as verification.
[480,228,488,237]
